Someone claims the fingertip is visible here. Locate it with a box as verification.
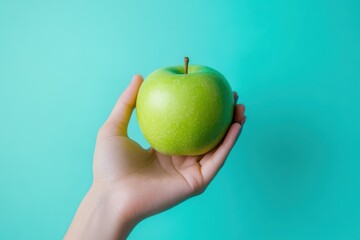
[132,74,144,84]
[241,116,247,125]
[128,74,144,96]
[133,74,143,79]
[233,91,239,103]
[238,104,245,112]
[233,104,246,123]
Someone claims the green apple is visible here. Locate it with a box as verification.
[136,57,234,156]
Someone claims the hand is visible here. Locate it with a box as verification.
[65,75,246,240]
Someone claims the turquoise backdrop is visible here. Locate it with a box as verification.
[1,0,359,239]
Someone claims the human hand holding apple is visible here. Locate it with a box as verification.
[136,57,236,155]
[65,63,246,240]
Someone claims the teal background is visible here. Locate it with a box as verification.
[0,0,359,239]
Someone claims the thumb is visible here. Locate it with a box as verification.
[105,75,143,136]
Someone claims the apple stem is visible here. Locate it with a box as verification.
[184,56,189,74]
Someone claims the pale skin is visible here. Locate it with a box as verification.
[65,75,246,240]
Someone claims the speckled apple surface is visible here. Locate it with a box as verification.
[136,65,234,155]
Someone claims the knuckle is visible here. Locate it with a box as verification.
[96,124,109,139]
[193,185,207,196]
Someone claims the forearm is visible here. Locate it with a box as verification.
[65,184,136,240]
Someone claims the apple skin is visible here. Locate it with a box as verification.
[136,64,234,156]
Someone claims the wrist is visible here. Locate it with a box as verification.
[90,183,139,239]
[65,183,138,240]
